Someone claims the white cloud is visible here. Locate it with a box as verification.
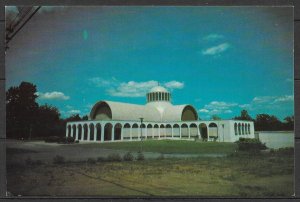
[199,109,209,113]
[204,101,238,110]
[239,104,251,108]
[203,34,224,41]
[164,81,184,90]
[37,91,70,100]
[199,101,237,115]
[89,77,115,87]
[224,109,233,113]
[90,77,185,98]
[202,43,230,56]
[68,109,81,114]
[273,95,294,103]
[107,80,158,97]
[252,96,275,104]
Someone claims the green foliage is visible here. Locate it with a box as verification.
[97,157,106,162]
[106,153,122,162]
[235,138,267,152]
[157,153,165,160]
[211,115,221,120]
[45,136,61,143]
[123,152,134,161]
[233,110,294,131]
[53,155,65,164]
[87,158,96,164]
[136,151,145,161]
[6,82,39,139]
[25,157,43,166]
[234,110,253,121]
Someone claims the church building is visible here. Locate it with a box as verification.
[66,86,255,142]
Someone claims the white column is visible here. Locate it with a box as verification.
[188,127,191,139]
[81,127,84,141]
[101,125,105,142]
[171,127,174,139]
[152,127,154,138]
[145,128,148,139]
[121,127,124,141]
[87,126,90,141]
[197,126,200,139]
[65,125,69,137]
[130,127,132,140]
[179,127,182,139]
[94,126,97,142]
[207,128,210,142]
[159,127,161,139]
[111,124,115,141]
[70,126,73,138]
[76,125,79,140]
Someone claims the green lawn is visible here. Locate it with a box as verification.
[72,140,237,155]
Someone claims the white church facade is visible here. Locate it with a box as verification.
[66,86,255,142]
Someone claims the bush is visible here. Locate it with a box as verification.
[157,153,165,160]
[25,157,43,166]
[106,153,122,162]
[87,158,96,164]
[25,157,33,165]
[58,136,75,144]
[136,151,145,161]
[53,155,65,164]
[45,136,60,143]
[236,138,267,152]
[123,152,134,161]
[97,157,106,162]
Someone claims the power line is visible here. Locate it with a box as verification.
[6,6,41,47]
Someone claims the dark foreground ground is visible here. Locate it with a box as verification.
[6,140,294,197]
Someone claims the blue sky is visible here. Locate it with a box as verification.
[5,6,294,120]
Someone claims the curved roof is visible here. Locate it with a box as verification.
[90,101,161,121]
[162,104,198,121]
[149,86,169,93]
[90,100,198,122]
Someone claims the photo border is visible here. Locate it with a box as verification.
[0,0,299,200]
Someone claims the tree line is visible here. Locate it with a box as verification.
[6,82,87,139]
[6,82,294,140]
[233,110,294,131]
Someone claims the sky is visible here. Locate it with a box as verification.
[5,6,294,120]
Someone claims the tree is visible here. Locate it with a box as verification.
[283,115,294,131]
[234,110,253,121]
[254,114,282,131]
[33,104,61,138]
[6,82,39,139]
[211,115,221,120]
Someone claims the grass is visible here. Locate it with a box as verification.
[7,150,294,197]
[71,140,237,155]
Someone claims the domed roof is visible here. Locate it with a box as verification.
[149,86,169,93]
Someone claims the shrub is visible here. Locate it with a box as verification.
[136,151,145,161]
[45,136,60,143]
[25,157,33,165]
[97,157,106,162]
[53,155,65,164]
[107,153,122,162]
[58,136,75,144]
[235,138,267,152]
[87,158,96,164]
[123,152,134,161]
[157,153,165,160]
